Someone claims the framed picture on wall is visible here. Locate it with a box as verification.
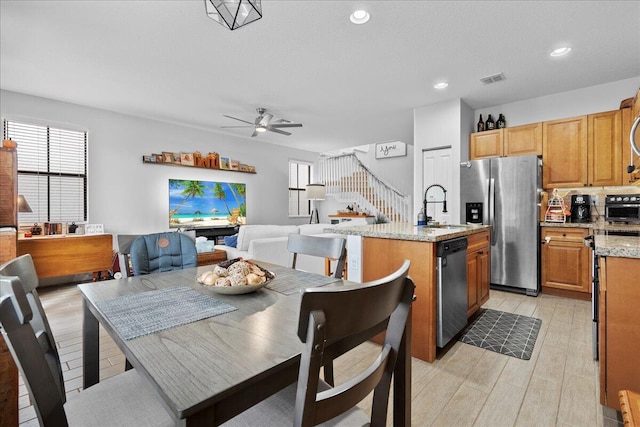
[220,156,231,170]
[375,141,407,159]
[180,152,195,166]
[230,160,240,171]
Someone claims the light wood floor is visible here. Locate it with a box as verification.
[18,285,624,426]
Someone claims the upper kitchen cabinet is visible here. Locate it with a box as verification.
[543,115,588,189]
[469,123,542,160]
[504,123,543,157]
[469,129,503,159]
[588,110,621,187]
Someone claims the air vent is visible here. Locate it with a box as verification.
[480,72,506,85]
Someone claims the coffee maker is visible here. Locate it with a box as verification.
[570,194,592,223]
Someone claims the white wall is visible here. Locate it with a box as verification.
[413,99,473,225]
[1,90,320,234]
[475,77,640,127]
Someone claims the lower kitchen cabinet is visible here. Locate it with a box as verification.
[467,230,490,317]
[541,227,591,298]
[599,256,640,410]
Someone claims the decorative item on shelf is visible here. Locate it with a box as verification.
[204,0,262,31]
[545,189,568,223]
[30,223,42,236]
[193,151,203,167]
[180,152,194,166]
[306,183,326,224]
[219,156,231,170]
[206,152,220,169]
[153,153,164,163]
[172,153,181,164]
[162,152,175,163]
[239,164,249,172]
[85,224,104,235]
[68,222,78,234]
[230,160,240,171]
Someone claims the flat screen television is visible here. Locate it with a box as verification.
[169,179,246,229]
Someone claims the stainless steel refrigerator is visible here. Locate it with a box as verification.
[460,155,542,296]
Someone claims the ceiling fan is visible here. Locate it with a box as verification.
[221,107,303,137]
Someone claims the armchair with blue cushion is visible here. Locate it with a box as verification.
[129,232,197,276]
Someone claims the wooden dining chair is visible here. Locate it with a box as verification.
[129,232,197,276]
[224,260,415,427]
[288,233,347,279]
[0,274,175,427]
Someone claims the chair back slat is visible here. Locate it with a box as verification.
[288,234,347,279]
[116,234,141,277]
[294,260,414,427]
[0,277,68,426]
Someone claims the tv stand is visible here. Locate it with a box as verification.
[191,226,239,243]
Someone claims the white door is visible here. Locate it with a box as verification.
[422,147,453,224]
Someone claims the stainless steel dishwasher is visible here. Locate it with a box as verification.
[436,236,468,348]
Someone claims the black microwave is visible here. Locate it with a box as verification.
[604,194,640,223]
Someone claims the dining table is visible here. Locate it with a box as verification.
[79,262,411,426]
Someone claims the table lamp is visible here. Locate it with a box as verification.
[17,194,32,213]
[306,184,325,224]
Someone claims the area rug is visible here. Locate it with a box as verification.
[458,308,542,360]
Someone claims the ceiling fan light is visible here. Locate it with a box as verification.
[434,82,448,89]
[550,46,571,57]
[255,125,267,133]
[204,0,262,30]
[350,10,370,24]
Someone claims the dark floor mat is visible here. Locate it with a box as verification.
[458,308,542,360]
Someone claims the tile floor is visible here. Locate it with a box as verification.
[17,285,624,426]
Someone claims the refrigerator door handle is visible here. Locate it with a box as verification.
[489,178,496,245]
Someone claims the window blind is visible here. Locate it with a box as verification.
[288,160,312,217]
[3,120,87,224]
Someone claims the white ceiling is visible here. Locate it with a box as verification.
[1,1,639,153]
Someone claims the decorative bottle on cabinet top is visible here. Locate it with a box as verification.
[477,115,485,132]
[485,114,496,130]
[496,114,506,129]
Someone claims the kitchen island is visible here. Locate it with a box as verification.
[325,222,491,362]
[594,233,640,410]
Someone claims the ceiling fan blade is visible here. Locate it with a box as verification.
[221,125,254,128]
[223,115,254,125]
[269,123,303,128]
[251,129,259,137]
[268,127,292,136]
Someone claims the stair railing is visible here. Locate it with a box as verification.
[317,153,411,223]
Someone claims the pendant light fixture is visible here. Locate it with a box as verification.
[204,0,262,30]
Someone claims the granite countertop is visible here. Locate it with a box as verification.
[594,235,640,259]
[324,222,491,243]
[539,221,640,233]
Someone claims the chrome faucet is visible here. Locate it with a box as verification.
[423,184,448,215]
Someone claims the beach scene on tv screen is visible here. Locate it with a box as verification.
[169,179,246,228]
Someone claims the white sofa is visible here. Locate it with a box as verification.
[204,224,343,275]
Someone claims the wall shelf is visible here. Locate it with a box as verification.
[142,159,257,174]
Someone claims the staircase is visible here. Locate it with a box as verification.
[318,153,411,223]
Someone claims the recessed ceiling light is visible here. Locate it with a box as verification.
[550,47,572,57]
[350,10,370,24]
[434,82,449,89]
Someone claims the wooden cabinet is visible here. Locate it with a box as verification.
[588,110,621,187]
[470,123,543,160]
[17,234,113,279]
[542,115,588,189]
[541,227,590,297]
[542,111,622,189]
[197,249,227,266]
[466,230,490,317]
[0,145,17,228]
[469,129,503,159]
[599,256,640,410]
[504,123,543,157]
